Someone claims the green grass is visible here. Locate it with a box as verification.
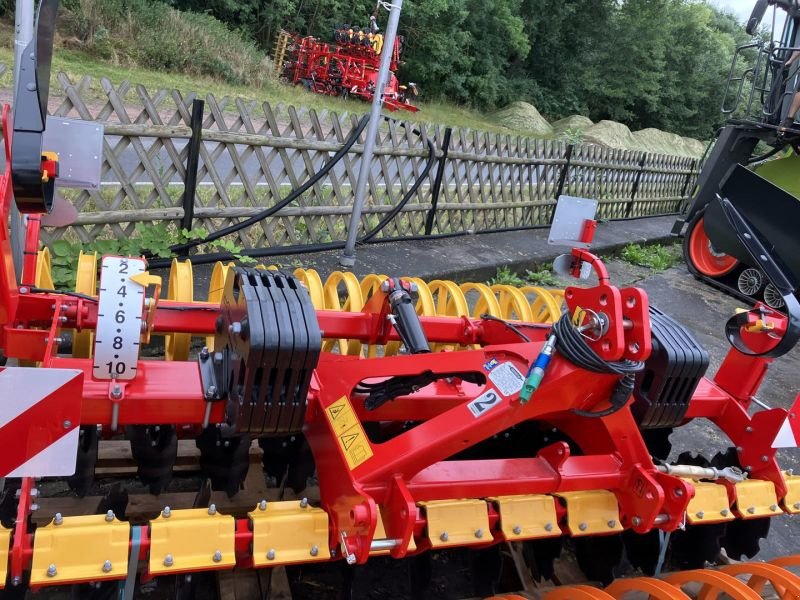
[619,243,682,271]
[0,32,509,135]
[487,265,559,288]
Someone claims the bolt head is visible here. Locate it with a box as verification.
[770,504,779,512]
[63,420,72,429]
[267,549,276,560]
[761,455,769,463]
[578,522,588,531]
[213,550,222,563]
[747,506,756,514]
[439,532,449,542]
[310,545,319,557]
[607,520,617,528]
[544,523,553,532]
[300,497,309,508]
[163,554,174,567]
[47,564,57,577]
[208,503,217,515]
[721,509,729,517]
[675,488,684,497]
[54,513,63,525]
[696,511,705,519]
[205,386,217,400]
[200,347,209,360]
[474,528,484,539]
[163,506,171,518]
[105,510,115,522]
[512,525,522,535]
[631,516,642,527]
[102,560,112,573]
[794,502,800,510]
[746,426,754,433]
[258,499,267,511]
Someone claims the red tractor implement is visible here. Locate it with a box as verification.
[2,2,800,598]
[276,25,419,113]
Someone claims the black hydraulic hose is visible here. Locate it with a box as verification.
[162,113,370,257]
[746,144,784,165]
[149,119,435,269]
[357,137,437,244]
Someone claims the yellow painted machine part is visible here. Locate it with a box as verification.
[35,248,55,289]
[32,251,567,358]
[554,490,624,536]
[0,526,9,589]
[165,259,194,361]
[30,514,129,585]
[249,500,331,567]
[206,261,235,350]
[685,480,736,525]
[420,498,491,549]
[734,479,783,519]
[72,252,98,358]
[148,508,235,576]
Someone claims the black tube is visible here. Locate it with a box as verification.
[163,114,370,256]
[181,99,205,233]
[425,127,452,235]
[357,138,437,244]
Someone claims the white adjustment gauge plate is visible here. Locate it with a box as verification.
[92,256,146,381]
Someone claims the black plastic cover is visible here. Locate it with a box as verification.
[632,306,710,429]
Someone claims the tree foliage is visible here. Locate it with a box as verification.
[149,1,761,137]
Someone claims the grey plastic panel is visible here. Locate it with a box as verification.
[43,116,104,189]
[547,195,598,248]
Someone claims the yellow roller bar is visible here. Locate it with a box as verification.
[421,499,490,549]
[250,499,331,567]
[148,506,235,576]
[490,494,560,541]
[734,479,783,519]
[555,490,623,536]
[30,513,129,586]
[685,480,735,525]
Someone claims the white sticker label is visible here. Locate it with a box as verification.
[467,389,502,418]
[488,362,525,397]
[92,256,146,381]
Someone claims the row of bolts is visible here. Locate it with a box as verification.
[41,493,800,577]
[45,498,313,578]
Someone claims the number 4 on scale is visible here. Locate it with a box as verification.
[467,389,501,418]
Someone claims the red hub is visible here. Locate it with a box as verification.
[687,216,739,277]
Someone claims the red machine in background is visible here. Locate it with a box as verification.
[275,23,419,112]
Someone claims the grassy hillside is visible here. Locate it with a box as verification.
[0,17,508,135]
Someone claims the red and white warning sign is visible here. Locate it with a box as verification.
[772,395,800,449]
[0,367,83,477]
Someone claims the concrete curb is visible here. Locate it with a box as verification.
[180,214,679,295]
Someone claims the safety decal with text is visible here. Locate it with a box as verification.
[467,389,502,418]
[487,362,525,396]
[324,395,374,470]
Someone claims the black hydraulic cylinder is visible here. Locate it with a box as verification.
[389,287,430,354]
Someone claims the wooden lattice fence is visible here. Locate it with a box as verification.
[0,70,699,251]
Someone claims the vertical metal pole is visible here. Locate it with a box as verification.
[339,0,404,267]
[10,0,35,282]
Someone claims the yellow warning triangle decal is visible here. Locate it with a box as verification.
[328,403,345,420]
[340,432,359,450]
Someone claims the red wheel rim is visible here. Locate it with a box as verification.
[688,217,739,277]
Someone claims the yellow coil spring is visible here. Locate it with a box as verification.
[42,257,565,359]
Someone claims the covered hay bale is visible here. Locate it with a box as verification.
[492,101,553,137]
[552,115,594,136]
[582,120,637,150]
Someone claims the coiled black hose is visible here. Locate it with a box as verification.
[552,313,644,418]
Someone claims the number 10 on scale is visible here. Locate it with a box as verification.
[92,256,146,381]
